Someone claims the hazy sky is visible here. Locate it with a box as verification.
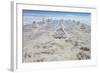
[23,10,91,25]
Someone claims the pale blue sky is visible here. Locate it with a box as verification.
[23,10,90,17]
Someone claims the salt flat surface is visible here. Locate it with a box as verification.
[22,18,91,63]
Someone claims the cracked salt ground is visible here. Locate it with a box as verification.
[22,19,91,63]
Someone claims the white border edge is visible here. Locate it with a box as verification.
[11,1,17,71]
